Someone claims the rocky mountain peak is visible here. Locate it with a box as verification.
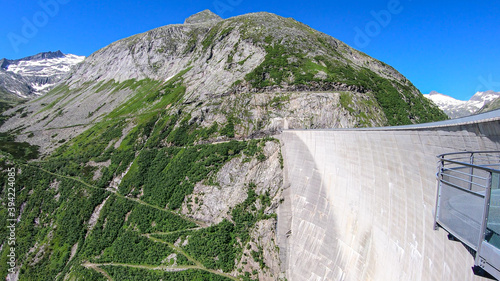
[424,90,500,118]
[470,90,499,102]
[1,50,67,68]
[0,58,8,70]
[15,50,65,62]
[0,51,84,99]
[0,10,453,281]
[184,9,222,24]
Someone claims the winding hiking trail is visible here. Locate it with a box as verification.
[23,163,239,280]
[23,163,207,227]
[142,233,240,280]
[82,262,113,281]
[82,261,239,280]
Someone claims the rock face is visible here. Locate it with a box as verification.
[181,140,284,280]
[424,90,500,118]
[182,141,283,225]
[184,9,222,24]
[0,51,84,99]
[0,70,32,101]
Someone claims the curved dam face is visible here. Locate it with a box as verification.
[278,111,500,281]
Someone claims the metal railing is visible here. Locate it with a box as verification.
[434,151,500,279]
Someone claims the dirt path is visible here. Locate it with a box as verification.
[24,163,206,227]
[82,262,113,281]
[22,164,238,280]
[82,260,239,281]
[147,227,203,236]
[143,233,239,281]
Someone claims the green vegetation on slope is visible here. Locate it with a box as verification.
[0,69,279,280]
[102,266,232,281]
[0,164,108,280]
[0,132,39,160]
[0,100,40,160]
[0,97,23,126]
[152,186,275,274]
[119,140,253,210]
[244,41,447,126]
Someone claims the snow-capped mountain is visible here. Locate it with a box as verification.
[0,50,84,99]
[424,90,500,118]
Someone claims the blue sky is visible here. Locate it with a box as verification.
[1,0,498,100]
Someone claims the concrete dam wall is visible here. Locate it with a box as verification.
[278,110,500,281]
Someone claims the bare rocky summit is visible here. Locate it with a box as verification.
[184,9,222,24]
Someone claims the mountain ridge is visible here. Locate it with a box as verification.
[2,50,65,65]
[424,90,500,118]
[1,10,446,154]
[0,51,84,100]
[184,9,222,24]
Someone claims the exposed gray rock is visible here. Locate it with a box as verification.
[87,196,110,232]
[180,139,284,279]
[182,140,283,225]
[0,69,34,99]
[68,243,78,262]
[184,9,222,24]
